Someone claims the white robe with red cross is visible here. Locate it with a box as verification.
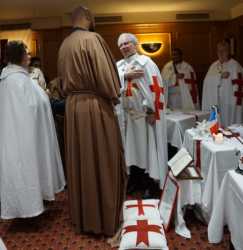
[161,60,198,110]
[116,53,168,186]
[202,58,243,127]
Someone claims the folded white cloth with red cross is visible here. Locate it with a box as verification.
[119,219,168,250]
[123,199,161,221]
[120,199,168,250]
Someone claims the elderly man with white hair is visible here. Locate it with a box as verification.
[116,33,168,194]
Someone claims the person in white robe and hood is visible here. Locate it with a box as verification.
[202,40,243,127]
[161,48,199,110]
[0,41,65,219]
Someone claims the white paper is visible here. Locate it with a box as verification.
[168,147,192,176]
[187,167,199,178]
[159,176,178,229]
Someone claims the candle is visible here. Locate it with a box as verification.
[213,133,224,144]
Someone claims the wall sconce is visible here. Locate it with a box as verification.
[139,42,163,56]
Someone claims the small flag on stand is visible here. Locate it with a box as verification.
[208,105,219,135]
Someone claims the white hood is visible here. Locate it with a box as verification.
[0,64,29,81]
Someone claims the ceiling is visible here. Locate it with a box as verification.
[0,0,243,23]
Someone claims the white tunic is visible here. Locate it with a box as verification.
[117,54,168,186]
[202,58,243,127]
[161,61,198,110]
[0,64,65,219]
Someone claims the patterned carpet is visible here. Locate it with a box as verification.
[0,191,230,250]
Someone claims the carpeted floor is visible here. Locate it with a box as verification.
[0,191,230,250]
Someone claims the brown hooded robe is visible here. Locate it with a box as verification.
[58,29,127,236]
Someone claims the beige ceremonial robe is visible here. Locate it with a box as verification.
[58,29,127,236]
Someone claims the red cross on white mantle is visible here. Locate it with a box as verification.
[149,75,164,120]
[126,200,156,215]
[123,220,162,247]
[184,72,198,104]
[232,73,243,105]
[126,80,138,97]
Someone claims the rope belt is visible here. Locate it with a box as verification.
[69,90,111,102]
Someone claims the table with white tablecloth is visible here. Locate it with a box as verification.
[183,129,241,218]
[208,170,243,250]
[166,111,209,149]
[174,129,242,238]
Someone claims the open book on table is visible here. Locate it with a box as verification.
[168,147,202,180]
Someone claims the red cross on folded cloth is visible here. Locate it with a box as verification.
[123,220,162,247]
[149,75,164,120]
[126,79,138,97]
[126,200,156,215]
[232,73,243,105]
[185,72,198,104]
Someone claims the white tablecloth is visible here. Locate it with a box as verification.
[200,138,240,217]
[175,179,202,238]
[184,129,241,217]
[166,111,209,148]
[174,129,241,238]
[229,124,243,137]
[208,170,243,250]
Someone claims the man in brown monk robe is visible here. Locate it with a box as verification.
[58,6,127,236]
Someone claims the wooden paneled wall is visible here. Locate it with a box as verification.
[225,16,243,63]
[37,18,243,100]
[39,29,62,82]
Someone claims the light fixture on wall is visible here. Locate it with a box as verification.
[0,29,36,56]
[135,33,170,58]
[141,42,162,53]
[139,41,164,56]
